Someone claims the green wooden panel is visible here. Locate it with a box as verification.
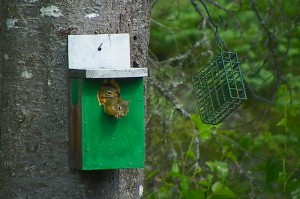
[80,78,145,170]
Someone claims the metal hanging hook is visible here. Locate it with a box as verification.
[197,0,224,51]
[197,0,219,28]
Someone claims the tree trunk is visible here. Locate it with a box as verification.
[0,0,150,198]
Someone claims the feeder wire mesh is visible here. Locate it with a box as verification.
[192,1,247,125]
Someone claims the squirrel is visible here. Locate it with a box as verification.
[103,97,130,119]
[97,79,129,119]
[97,79,120,106]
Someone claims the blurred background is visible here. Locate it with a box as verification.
[144,0,300,198]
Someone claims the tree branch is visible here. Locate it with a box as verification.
[150,80,191,119]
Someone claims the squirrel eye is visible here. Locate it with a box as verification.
[107,91,112,95]
[117,106,122,111]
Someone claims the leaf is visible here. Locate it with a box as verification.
[277,85,291,103]
[225,151,237,162]
[191,114,213,131]
[180,178,189,190]
[168,172,186,179]
[171,161,179,173]
[191,114,215,141]
[146,170,159,180]
[186,150,196,159]
[206,161,229,182]
[277,118,287,126]
[209,181,237,199]
[278,172,287,182]
[199,130,212,142]
[180,178,205,199]
[288,104,300,117]
[182,189,205,199]
[199,174,214,188]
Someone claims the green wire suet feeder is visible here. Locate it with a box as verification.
[192,1,247,125]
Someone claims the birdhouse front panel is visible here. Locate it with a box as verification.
[69,78,145,170]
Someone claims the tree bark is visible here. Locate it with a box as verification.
[0,0,150,198]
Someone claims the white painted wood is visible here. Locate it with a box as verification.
[69,68,148,78]
[68,34,130,69]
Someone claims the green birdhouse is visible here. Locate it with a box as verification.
[68,34,148,170]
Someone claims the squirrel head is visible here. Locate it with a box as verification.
[97,80,120,105]
[103,98,130,119]
[115,100,129,118]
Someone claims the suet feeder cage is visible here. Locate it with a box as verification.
[192,49,247,125]
[192,1,247,125]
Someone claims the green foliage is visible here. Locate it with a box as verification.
[145,0,300,198]
[150,0,201,60]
